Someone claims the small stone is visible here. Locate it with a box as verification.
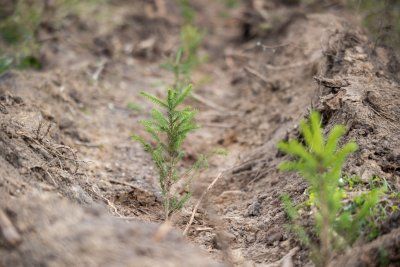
[280,239,291,249]
[266,232,283,245]
[247,200,261,217]
[355,46,364,53]
[376,70,385,77]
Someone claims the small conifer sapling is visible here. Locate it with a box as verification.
[133,85,206,220]
[278,112,358,266]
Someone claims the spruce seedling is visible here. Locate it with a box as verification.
[180,24,204,70]
[161,25,205,92]
[278,111,361,266]
[177,0,195,25]
[133,84,205,220]
[161,48,191,92]
[279,112,392,266]
[162,0,205,90]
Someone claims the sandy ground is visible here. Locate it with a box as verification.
[1,1,400,266]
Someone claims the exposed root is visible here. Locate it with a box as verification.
[15,128,80,177]
[91,185,123,217]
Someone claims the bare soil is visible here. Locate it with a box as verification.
[1,1,399,266]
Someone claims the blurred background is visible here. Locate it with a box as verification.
[0,0,399,74]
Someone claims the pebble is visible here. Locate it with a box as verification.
[247,200,261,217]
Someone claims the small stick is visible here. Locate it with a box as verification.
[201,123,233,129]
[35,120,43,140]
[191,92,229,113]
[108,178,142,190]
[91,185,123,217]
[92,59,107,82]
[244,66,270,84]
[183,172,223,236]
[74,141,102,148]
[0,209,21,247]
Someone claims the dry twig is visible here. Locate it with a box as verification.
[91,59,107,82]
[91,185,123,217]
[108,178,143,190]
[191,92,229,113]
[183,172,223,236]
[244,66,270,84]
[16,129,80,175]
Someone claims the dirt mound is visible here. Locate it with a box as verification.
[0,192,224,267]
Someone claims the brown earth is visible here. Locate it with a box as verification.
[1,0,400,266]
